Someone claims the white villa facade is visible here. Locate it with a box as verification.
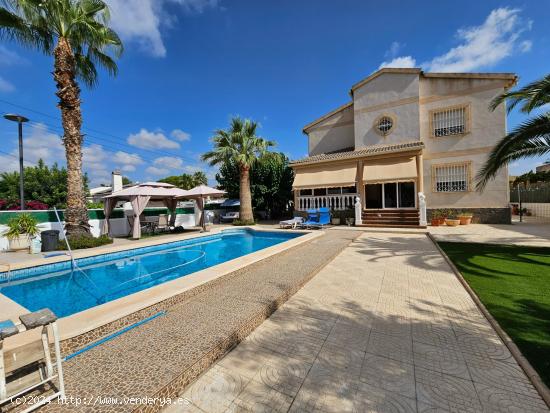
[290,68,517,225]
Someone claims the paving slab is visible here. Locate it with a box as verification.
[165,232,549,413]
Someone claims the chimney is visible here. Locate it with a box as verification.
[112,170,123,193]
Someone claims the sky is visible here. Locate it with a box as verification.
[0,0,549,187]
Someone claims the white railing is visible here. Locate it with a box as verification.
[297,194,358,211]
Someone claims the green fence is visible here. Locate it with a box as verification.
[510,183,550,203]
[0,207,195,225]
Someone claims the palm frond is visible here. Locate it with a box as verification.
[476,113,550,190]
[490,74,550,114]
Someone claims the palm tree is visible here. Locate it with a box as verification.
[476,74,550,190]
[0,0,123,236]
[202,117,274,222]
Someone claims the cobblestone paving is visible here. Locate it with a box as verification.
[166,232,549,413]
[6,230,358,413]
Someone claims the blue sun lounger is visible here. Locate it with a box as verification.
[308,207,331,229]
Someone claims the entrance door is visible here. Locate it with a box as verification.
[365,184,382,208]
[398,182,415,208]
[383,183,397,208]
[364,181,416,209]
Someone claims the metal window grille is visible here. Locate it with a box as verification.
[433,107,466,137]
[377,116,393,134]
[434,164,468,192]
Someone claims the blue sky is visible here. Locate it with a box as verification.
[0,0,549,187]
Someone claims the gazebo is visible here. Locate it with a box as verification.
[182,185,226,231]
[103,182,188,239]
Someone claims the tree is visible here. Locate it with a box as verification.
[216,152,293,218]
[1,0,123,236]
[201,117,275,222]
[159,171,208,190]
[0,159,88,208]
[476,74,550,190]
[122,176,132,186]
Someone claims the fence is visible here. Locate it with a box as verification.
[0,206,197,251]
[510,183,550,203]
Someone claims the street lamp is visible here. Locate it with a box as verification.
[3,114,29,210]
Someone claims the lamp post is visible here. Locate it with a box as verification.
[3,114,29,210]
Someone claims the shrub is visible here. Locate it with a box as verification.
[4,214,40,240]
[58,234,113,250]
[232,219,256,226]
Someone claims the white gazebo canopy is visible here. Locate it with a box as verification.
[181,185,226,231]
[103,182,189,239]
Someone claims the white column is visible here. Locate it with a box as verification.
[418,192,427,226]
[355,196,362,226]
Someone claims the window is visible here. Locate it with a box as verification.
[341,185,357,194]
[313,188,327,196]
[299,189,312,196]
[374,115,395,136]
[433,163,470,192]
[431,105,469,137]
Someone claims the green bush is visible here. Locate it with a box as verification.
[58,234,113,250]
[4,213,40,240]
[232,219,256,226]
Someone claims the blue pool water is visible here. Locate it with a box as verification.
[0,229,302,317]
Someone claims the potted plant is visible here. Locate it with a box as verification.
[431,210,441,226]
[4,213,40,251]
[331,209,341,225]
[439,209,450,225]
[458,212,473,225]
[445,211,460,227]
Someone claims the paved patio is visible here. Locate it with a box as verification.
[429,220,550,247]
[168,232,549,412]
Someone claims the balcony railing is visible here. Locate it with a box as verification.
[297,194,358,211]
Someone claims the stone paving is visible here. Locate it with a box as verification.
[5,229,358,413]
[166,232,549,413]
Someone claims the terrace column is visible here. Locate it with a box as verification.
[416,153,424,194]
[357,160,365,209]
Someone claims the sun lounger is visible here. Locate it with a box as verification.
[308,207,331,229]
[299,209,320,229]
[279,217,304,229]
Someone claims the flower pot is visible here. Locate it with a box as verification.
[8,234,30,251]
[431,218,440,226]
[438,217,447,225]
[445,219,460,227]
[331,217,341,225]
[459,216,472,225]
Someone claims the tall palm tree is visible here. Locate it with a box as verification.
[476,74,550,190]
[0,0,123,235]
[202,117,275,222]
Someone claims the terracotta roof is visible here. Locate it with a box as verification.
[290,141,425,166]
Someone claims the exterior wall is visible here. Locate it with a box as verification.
[420,77,509,208]
[426,208,511,224]
[307,105,355,156]
[423,153,508,208]
[353,72,420,149]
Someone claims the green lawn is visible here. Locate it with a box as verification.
[438,242,550,386]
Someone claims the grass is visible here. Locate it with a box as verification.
[438,242,550,386]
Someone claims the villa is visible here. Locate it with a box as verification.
[291,68,517,226]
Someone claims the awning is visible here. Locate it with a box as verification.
[293,162,358,189]
[363,156,417,183]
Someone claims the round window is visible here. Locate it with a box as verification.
[376,116,394,135]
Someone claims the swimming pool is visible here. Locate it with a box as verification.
[0,229,302,318]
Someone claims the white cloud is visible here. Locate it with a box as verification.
[379,56,417,69]
[127,128,180,150]
[385,41,403,58]
[146,166,170,176]
[424,7,532,72]
[171,129,191,141]
[378,8,532,73]
[0,76,15,92]
[106,0,219,57]
[154,156,184,169]
[113,151,144,166]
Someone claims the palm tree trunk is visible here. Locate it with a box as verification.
[54,37,90,236]
[239,166,254,222]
